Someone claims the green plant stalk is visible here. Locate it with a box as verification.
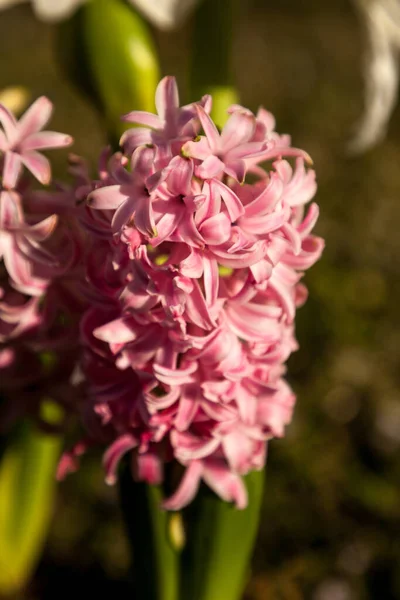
[0,405,62,597]
[190,0,239,126]
[81,0,160,140]
[119,463,181,600]
[180,471,264,600]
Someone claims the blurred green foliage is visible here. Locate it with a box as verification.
[1,1,400,599]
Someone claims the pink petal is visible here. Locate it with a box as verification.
[166,155,194,195]
[16,235,57,267]
[0,190,21,228]
[282,222,302,255]
[121,110,162,129]
[20,131,73,152]
[94,317,138,344]
[16,96,53,140]
[162,460,203,511]
[184,279,216,329]
[26,214,58,241]
[2,237,32,286]
[236,388,258,425]
[153,362,197,385]
[0,130,7,151]
[182,135,211,160]
[249,260,272,283]
[297,203,319,238]
[283,236,324,270]
[131,145,155,180]
[220,111,256,152]
[133,195,157,237]
[0,103,17,144]
[2,152,22,189]
[172,431,220,461]
[0,348,15,368]
[120,127,152,153]
[195,154,224,180]
[222,430,255,474]
[224,158,246,183]
[103,434,138,485]
[228,141,268,160]
[256,145,312,165]
[212,241,267,269]
[20,150,51,184]
[256,107,276,132]
[151,201,183,245]
[202,255,219,306]
[199,212,232,245]
[111,197,136,233]
[177,213,205,248]
[88,185,129,210]
[225,302,281,342]
[155,75,179,121]
[201,401,237,422]
[179,247,204,278]
[267,275,296,322]
[211,180,244,221]
[239,207,288,235]
[202,459,248,509]
[196,105,220,152]
[175,385,199,431]
[244,172,284,217]
[136,453,163,485]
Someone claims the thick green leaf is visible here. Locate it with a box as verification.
[82,0,160,140]
[0,405,62,596]
[180,471,265,600]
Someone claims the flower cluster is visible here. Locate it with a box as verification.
[0,77,323,509]
[0,96,80,428]
[70,77,323,509]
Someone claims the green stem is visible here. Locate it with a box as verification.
[119,464,181,600]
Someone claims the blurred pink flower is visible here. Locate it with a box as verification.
[0,96,72,189]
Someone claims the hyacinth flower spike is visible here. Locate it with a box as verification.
[60,74,324,519]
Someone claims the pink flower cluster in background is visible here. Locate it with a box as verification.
[0,77,323,509]
[0,97,80,428]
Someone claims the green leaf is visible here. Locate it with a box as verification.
[0,404,62,596]
[180,470,265,600]
[119,464,180,600]
[82,0,160,140]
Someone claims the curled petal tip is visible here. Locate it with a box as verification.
[105,475,117,486]
[305,153,313,166]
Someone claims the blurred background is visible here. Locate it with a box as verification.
[1,0,400,598]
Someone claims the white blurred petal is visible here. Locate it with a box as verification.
[350,0,400,153]
[129,0,201,30]
[32,0,85,21]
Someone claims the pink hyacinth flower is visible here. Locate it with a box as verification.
[50,76,324,512]
[0,96,72,189]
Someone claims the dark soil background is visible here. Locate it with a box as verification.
[1,1,400,598]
